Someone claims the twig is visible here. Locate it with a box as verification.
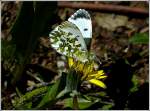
[26,71,44,83]
[58,2,148,16]
[140,26,149,33]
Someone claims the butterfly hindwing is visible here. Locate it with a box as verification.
[58,21,87,51]
[49,21,88,62]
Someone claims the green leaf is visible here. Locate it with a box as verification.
[101,104,113,110]
[10,1,57,85]
[64,97,95,109]
[129,33,149,44]
[17,102,32,110]
[66,70,81,92]
[130,75,139,93]
[36,82,59,109]
[1,40,16,61]
[36,73,66,109]
[13,86,48,109]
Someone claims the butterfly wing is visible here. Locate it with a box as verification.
[58,21,87,51]
[68,9,101,64]
[68,9,92,39]
[49,21,88,62]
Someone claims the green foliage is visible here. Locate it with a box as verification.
[101,104,113,110]
[64,97,95,109]
[63,92,112,110]
[130,75,139,93]
[1,40,24,79]
[1,40,16,61]
[3,1,57,85]
[13,86,48,109]
[66,70,81,92]
[129,33,149,44]
[12,73,67,110]
[11,2,34,55]
[36,73,66,109]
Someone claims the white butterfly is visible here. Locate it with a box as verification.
[49,9,94,62]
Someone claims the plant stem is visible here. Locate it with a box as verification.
[73,95,79,110]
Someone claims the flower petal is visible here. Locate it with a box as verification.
[97,70,104,75]
[88,70,104,77]
[77,62,84,72]
[68,58,74,68]
[88,79,106,88]
[98,75,107,79]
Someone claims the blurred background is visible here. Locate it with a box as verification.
[1,1,149,110]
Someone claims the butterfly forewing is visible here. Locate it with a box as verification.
[68,9,92,39]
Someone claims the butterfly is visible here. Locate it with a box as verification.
[49,9,94,63]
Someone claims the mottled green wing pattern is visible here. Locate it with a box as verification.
[49,21,89,62]
[58,21,87,51]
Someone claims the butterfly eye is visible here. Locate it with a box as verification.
[84,28,88,31]
[76,35,80,38]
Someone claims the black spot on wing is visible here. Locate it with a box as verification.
[84,28,88,31]
[76,35,80,38]
[71,9,90,20]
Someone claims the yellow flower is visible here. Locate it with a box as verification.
[68,57,107,89]
[68,57,74,68]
